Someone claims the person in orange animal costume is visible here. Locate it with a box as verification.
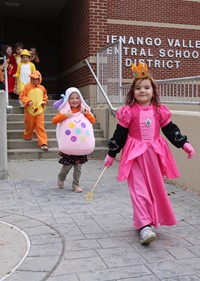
[0,59,5,90]
[19,70,49,151]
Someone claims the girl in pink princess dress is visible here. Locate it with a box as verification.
[104,63,195,245]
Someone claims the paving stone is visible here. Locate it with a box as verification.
[0,159,200,280]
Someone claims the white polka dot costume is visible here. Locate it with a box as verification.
[55,87,95,155]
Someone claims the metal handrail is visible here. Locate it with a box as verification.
[84,59,118,112]
[121,77,200,105]
[157,76,200,104]
[85,57,200,109]
[156,76,200,82]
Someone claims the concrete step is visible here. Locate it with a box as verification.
[7,137,108,149]
[7,120,101,130]
[7,128,104,139]
[10,106,58,114]
[7,113,55,122]
[9,99,56,106]
[7,101,108,160]
[7,121,56,130]
[8,147,108,160]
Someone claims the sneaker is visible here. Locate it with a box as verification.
[40,145,49,151]
[74,187,83,193]
[140,226,157,245]
[58,180,64,189]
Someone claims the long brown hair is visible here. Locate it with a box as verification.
[125,77,160,106]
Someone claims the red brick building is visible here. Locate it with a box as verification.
[1,0,200,103]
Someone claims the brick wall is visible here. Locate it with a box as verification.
[58,0,200,93]
[108,0,200,25]
[106,0,200,79]
[57,0,108,94]
[1,0,200,97]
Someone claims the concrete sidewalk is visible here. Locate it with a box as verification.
[1,159,200,280]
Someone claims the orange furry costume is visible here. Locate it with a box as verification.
[19,70,48,147]
[0,62,5,89]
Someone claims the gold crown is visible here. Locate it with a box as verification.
[131,63,149,79]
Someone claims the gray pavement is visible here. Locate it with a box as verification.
[1,159,200,280]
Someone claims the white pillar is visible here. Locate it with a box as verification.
[0,90,8,179]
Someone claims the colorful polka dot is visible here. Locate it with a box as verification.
[71,136,77,142]
[69,122,75,128]
[80,135,86,142]
[75,128,81,134]
[85,130,90,136]
[81,122,86,128]
[65,130,71,135]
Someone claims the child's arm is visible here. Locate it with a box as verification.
[107,124,128,157]
[52,112,68,124]
[42,87,48,105]
[104,124,128,167]
[161,121,187,148]
[9,55,17,75]
[30,62,36,73]
[13,63,20,78]
[80,106,96,124]
[19,84,32,106]
[162,121,194,158]
[84,111,96,124]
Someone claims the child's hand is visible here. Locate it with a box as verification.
[27,100,33,106]
[183,143,195,159]
[81,106,88,114]
[104,154,114,167]
[42,101,47,105]
[65,111,73,118]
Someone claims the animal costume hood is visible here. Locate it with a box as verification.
[53,87,90,112]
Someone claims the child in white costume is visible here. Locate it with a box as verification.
[14,49,35,94]
[52,87,96,193]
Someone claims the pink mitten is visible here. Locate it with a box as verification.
[183,143,195,159]
[104,154,114,167]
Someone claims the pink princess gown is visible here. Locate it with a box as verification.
[117,103,178,229]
